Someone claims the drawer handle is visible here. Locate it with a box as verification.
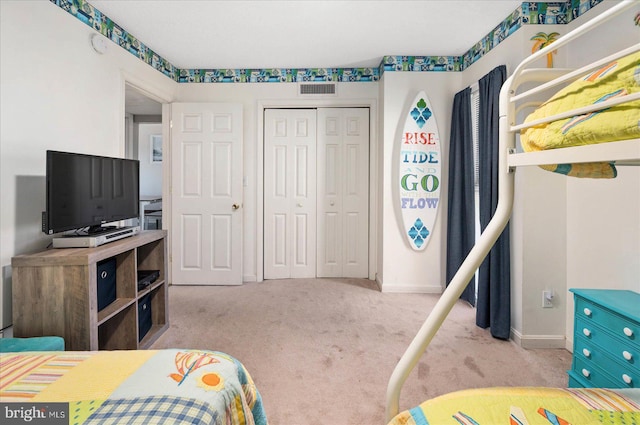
[583,307,592,317]
[582,348,591,358]
[582,368,591,378]
[623,351,633,361]
[622,374,632,385]
[583,328,591,337]
[623,327,634,337]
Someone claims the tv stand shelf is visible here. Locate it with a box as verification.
[97,298,136,325]
[11,230,169,351]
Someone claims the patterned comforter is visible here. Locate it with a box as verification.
[0,349,267,425]
[520,51,640,178]
[388,387,640,425]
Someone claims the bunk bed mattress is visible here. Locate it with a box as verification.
[388,387,640,425]
[520,51,640,178]
[0,349,267,425]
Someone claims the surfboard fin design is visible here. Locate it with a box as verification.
[411,98,432,128]
[408,218,430,248]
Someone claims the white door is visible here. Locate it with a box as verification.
[264,109,317,279]
[317,108,369,277]
[171,103,243,285]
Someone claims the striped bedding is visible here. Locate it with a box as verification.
[0,349,267,425]
[387,387,640,425]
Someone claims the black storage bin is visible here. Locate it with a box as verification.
[138,293,152,342]
[97,258,117,312]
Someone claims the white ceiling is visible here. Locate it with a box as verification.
[125,85,162,115]
[89,0,524,70]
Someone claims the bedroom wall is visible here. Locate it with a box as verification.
[0,1,178,329]
[378,71,460,292]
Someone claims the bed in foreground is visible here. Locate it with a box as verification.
[388,387,640,425]
[0,349,267,425]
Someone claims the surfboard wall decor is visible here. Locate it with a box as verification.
[398,91,442,251]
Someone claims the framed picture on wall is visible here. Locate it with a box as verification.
[150,135,162,163]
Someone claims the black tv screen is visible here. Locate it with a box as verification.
[44,150,140,235]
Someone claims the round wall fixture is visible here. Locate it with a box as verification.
[90,33,108,54]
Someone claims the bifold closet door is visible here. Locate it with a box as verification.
[264,109,317,279]
[317,108,369,278]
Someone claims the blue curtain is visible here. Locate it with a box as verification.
[446,88,476,306]
[476,65,510,340]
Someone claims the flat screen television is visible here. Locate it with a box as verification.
[43,150,140,235]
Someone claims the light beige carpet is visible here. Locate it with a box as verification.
[151,278,571,425]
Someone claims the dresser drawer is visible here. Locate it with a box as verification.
[574,337,639,388]
[604,365,639,388]
[575,297,639,348]
[568,370,587,388]
[574,336,611,366]
[572,356,618,388]
[576,316,640,366]
[575,335,639,370]
[575,316,615,349]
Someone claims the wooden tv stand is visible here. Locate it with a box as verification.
[11,230,169,351]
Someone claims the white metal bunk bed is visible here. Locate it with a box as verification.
[386,0,640,422]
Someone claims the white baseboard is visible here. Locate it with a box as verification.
[511,328,567,349]
[380,283,442,294]
[243,275,257,283]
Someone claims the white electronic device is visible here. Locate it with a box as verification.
[52,226,140,248]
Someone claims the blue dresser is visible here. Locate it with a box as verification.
[568,289,640,388]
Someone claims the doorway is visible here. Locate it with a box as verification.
[263,107,370,279]
[124,84,163,230]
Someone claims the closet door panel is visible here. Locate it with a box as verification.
[317,108,369,278]
[264,109,316,279]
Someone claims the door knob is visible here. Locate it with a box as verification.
[232,203,240,210]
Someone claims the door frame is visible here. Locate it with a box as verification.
[257,99,378,282]
[119,71,173,279]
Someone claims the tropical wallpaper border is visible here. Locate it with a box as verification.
[50,0,609,83]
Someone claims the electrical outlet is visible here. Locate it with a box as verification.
[542,290,553,308]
